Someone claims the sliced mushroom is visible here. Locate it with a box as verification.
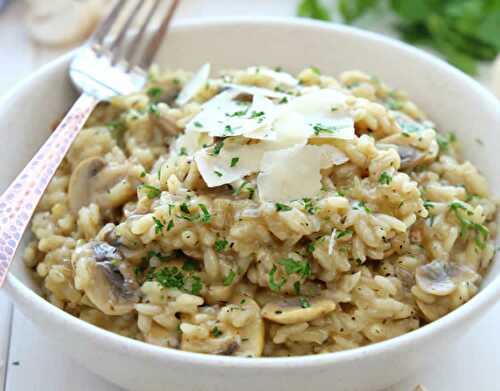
[68,157,136,214]
[180,296,264,357]
[261,297,336,325]
[231,296,265,357]
[73,241,140,315]
[397,145,426,170]
[416,260,479,296]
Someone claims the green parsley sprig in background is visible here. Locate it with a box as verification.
[297,0,500,75]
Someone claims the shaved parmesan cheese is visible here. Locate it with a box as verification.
[328,229,337,255]
[222,83,290,100]
[186,90,278,139]
[194,143,266,187]
[175,131,210,155]
[263,111,312,149]
[317,145,349,168]
[176,63,211,106]
[257,145,322,202]
[286,89,355,140]
[247,66,299,87]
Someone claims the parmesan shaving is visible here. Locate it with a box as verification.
[222,83,290,99]
[286,89,355,140]
[175,63,211,106]
[185,90,278,138]
[194,143,266,187]
[257,145,322,202]
[317,145,349,168]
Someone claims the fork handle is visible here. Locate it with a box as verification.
[0,93,98,287]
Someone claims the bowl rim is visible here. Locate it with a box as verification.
[4,16,500,369]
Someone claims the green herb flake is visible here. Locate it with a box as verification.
[182,259,199,271]
[210,140,225,156]
[167,220,174,231]
[299,297,311,308]
[277,258,311,278]
[179,147,188,156]
[141,184,161,199]
[275,203,292,212]
[313,123,337,136]
[223,270,236,286]
[306,242,315,254]
[230,157,240,167]
[147,87,163,99]
[302,198,317,214]
[198,203,212,223]
[152,217,164,234]
[293,281,301,295]
[215,239,229,252]
[336,229,352,239]
[140,171,146,178]
[449,201,489,249]
[211,326,222,338]
[269,265,287,292]
[148,103,160,117]
[278,96,289,104]
[190,276,203,295]
[180,203,190,214]
[214,170,223,177]
[152,267,184,289]
[379,172,393,185]
[194,121,203,128]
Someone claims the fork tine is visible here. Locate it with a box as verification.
[108,0,149,64]
[123,0,162,70]
[92,0,127,46]
[136,0,181,70]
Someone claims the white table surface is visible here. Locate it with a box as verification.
[1,1,499,390]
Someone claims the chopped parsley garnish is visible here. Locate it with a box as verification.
[214,170,223,177]
[150,266,185,289]
[269,265,286,292]
[278,96,289,104]
[436,132,456,153]
[140,171,146,178]
[336,229,352,239]
[190,276,203,295]
[226,108,249,117]
[152,217,164,234]
[306,242,315,254]
[214,239,229,252]
[293,281,301,295]
[179,147,188,156]
[211,326,222,337]
[302,198,317,214]
[167,220,174,231]
[230,157,240,167]
[141,184,161,199]
[233,181,255,199]
[310,66,321,75]
[198,203,212,223]
[148,103,160,117]
[210,139,225,156]
[224,125,234,134]
[223,270,236,286]
[449,201,489,249]
[194,121,203,128]
[379,172,393,185]
[299,297,311,308]
[275,203,292,212]
[313,123,337,136]
[386,97,403,110]
[277,258,311,278]
[180,203,190,214]
[147,86,163,99]
[423,201,434,210]
[182,259,199,271]
[354,200,372,213]
[250,111,265,119]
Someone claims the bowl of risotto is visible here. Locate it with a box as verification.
[2,17,500,391]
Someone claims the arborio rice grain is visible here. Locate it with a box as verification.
[24,65,497,357]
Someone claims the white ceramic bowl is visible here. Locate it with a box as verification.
[2,18,500,391]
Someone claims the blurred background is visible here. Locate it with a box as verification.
[1,0,500,96]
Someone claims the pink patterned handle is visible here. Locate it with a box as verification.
[0,93,98,287]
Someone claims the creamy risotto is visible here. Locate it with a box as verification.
[24,64,497,357]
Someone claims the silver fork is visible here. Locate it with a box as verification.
[0,0,180,287]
